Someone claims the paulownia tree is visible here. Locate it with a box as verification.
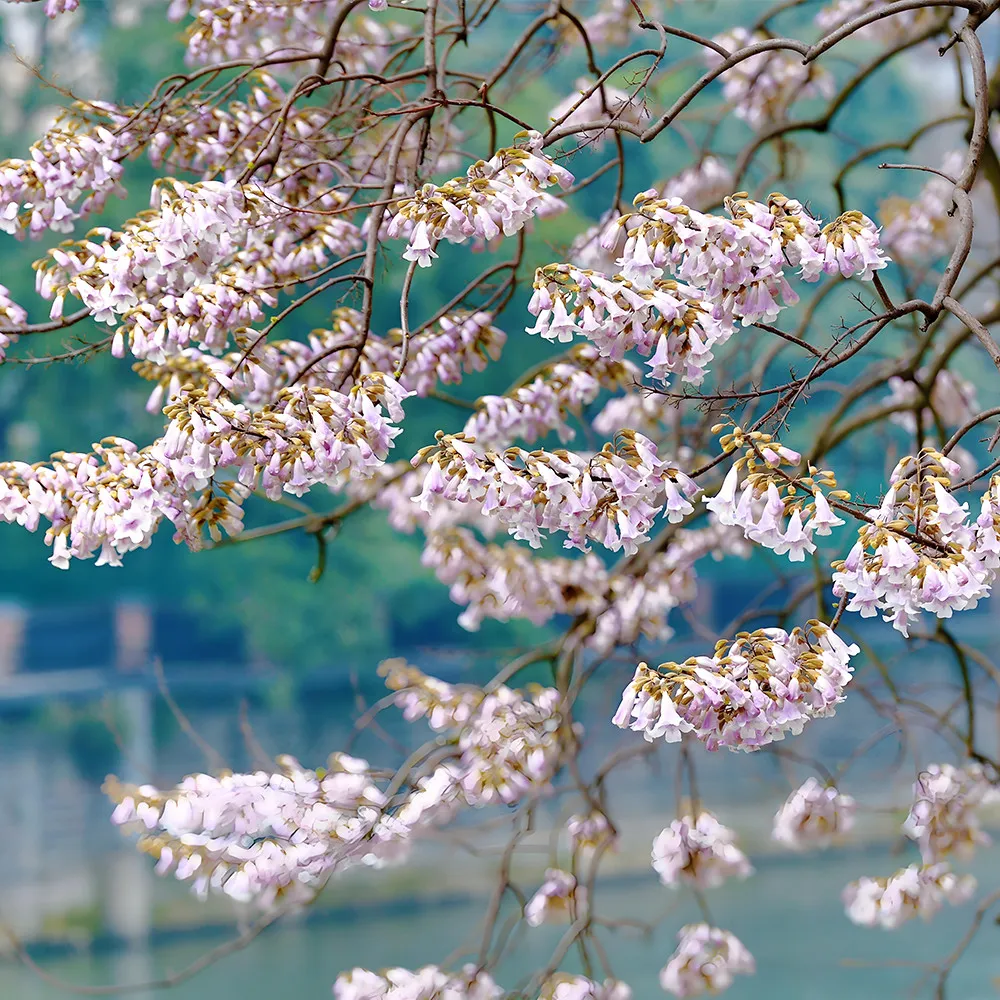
[2,0,1000,995]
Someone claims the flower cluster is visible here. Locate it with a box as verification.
[526,264,729,387]
[35,176,364,360]
[379,660,569,806]
[879,151,965,260]
[525,868,587,926]
[462,345,637,449]
[705,425,847,562]
[661,157,733,212]
[708,29,833,129]
[171,0,394,75]
[0,283,27,361]
[831,450,1000,635]
[106,754,398,906]
[387,132,573,267]
[883,365,980,439]
[771,777,856,850]
[613,622,859,751]
[538,975,632,1000]
[421,517,743,646]
[660,924,755,998]
[591,389,680,441]
[600,190,888,332]
[0,374,407,568]
[549,79,645,143]
[815,0,949,42]
[414,430,699,555]
[9,0,80,16]
[843,864,975,929]
[0,103,131,238]
[902,763,995,863]
[651,812,753,890]
[566,811,618,855]
[334,965,502,1000]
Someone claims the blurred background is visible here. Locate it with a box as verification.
[0,1,999,997]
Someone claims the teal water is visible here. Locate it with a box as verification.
[4,843,1000,999]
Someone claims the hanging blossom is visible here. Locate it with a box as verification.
[463,345,637,450]
[549,78,646,144]
[0,374,408,568]
[0,283,27,362]
[879,151,965,260]
[707,29,834,130]
[31,178,305,358]
[815,0,950,42]
[843,864,976,929]
[421,517,745,646]
[526,265,729,387]
[576,0,644,50]
[379,660,572,806]
[106,753,403,907]
[902,763,996,863]
[413,429,699,555]
[107,665,567,905]
[333,965,503,1000]
[613,622,859,751]
[831,450,1000,636]
[8,0,80,14]
[661,157,734,212]
[660,924,755,998]
[170,0,395,75]
[704,425,848,563]
[592,389,681,441]
[0,102,132,238]
[772,777,856,850]
[651,812,753,890]
[387,132,573,267]
[883,365,980,437]
[538,974,632,1000]
[600,190,889,332]
[566,811,618,855]
[525,868,587,927]
[136,309,505,413]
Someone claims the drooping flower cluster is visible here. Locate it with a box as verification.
[707,29,834,130]
[831,450,1000,635]
[135,310,504,412]
[0,283,27,361]
[538,974,632,1000]
[843,864,976,929]
[651,812,753,890]
[902,763,995,863]
[9,0,80,16]
[0,374,408,568]
[566,811,618,856]
[106,753,399,906]
[170,0,394,75]
[879,151,965,260]
[387,132,573,267]
[526,264,729,387]
[549,79,645,143]
[334,965,502,1000]
[659,924,755,998]
[771,777,856,850]
[0,102,131,238]
[613,622,859,751]
[413,430,699,555]
[462,345,637,450]
[525,868,587,927]
[815,0,950,42]
[705,425,847,563]
[884,365,980,438]
[598,190,888,333]
[661,157,734,212]
[421,517,744,645]
[379,660,569,806]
